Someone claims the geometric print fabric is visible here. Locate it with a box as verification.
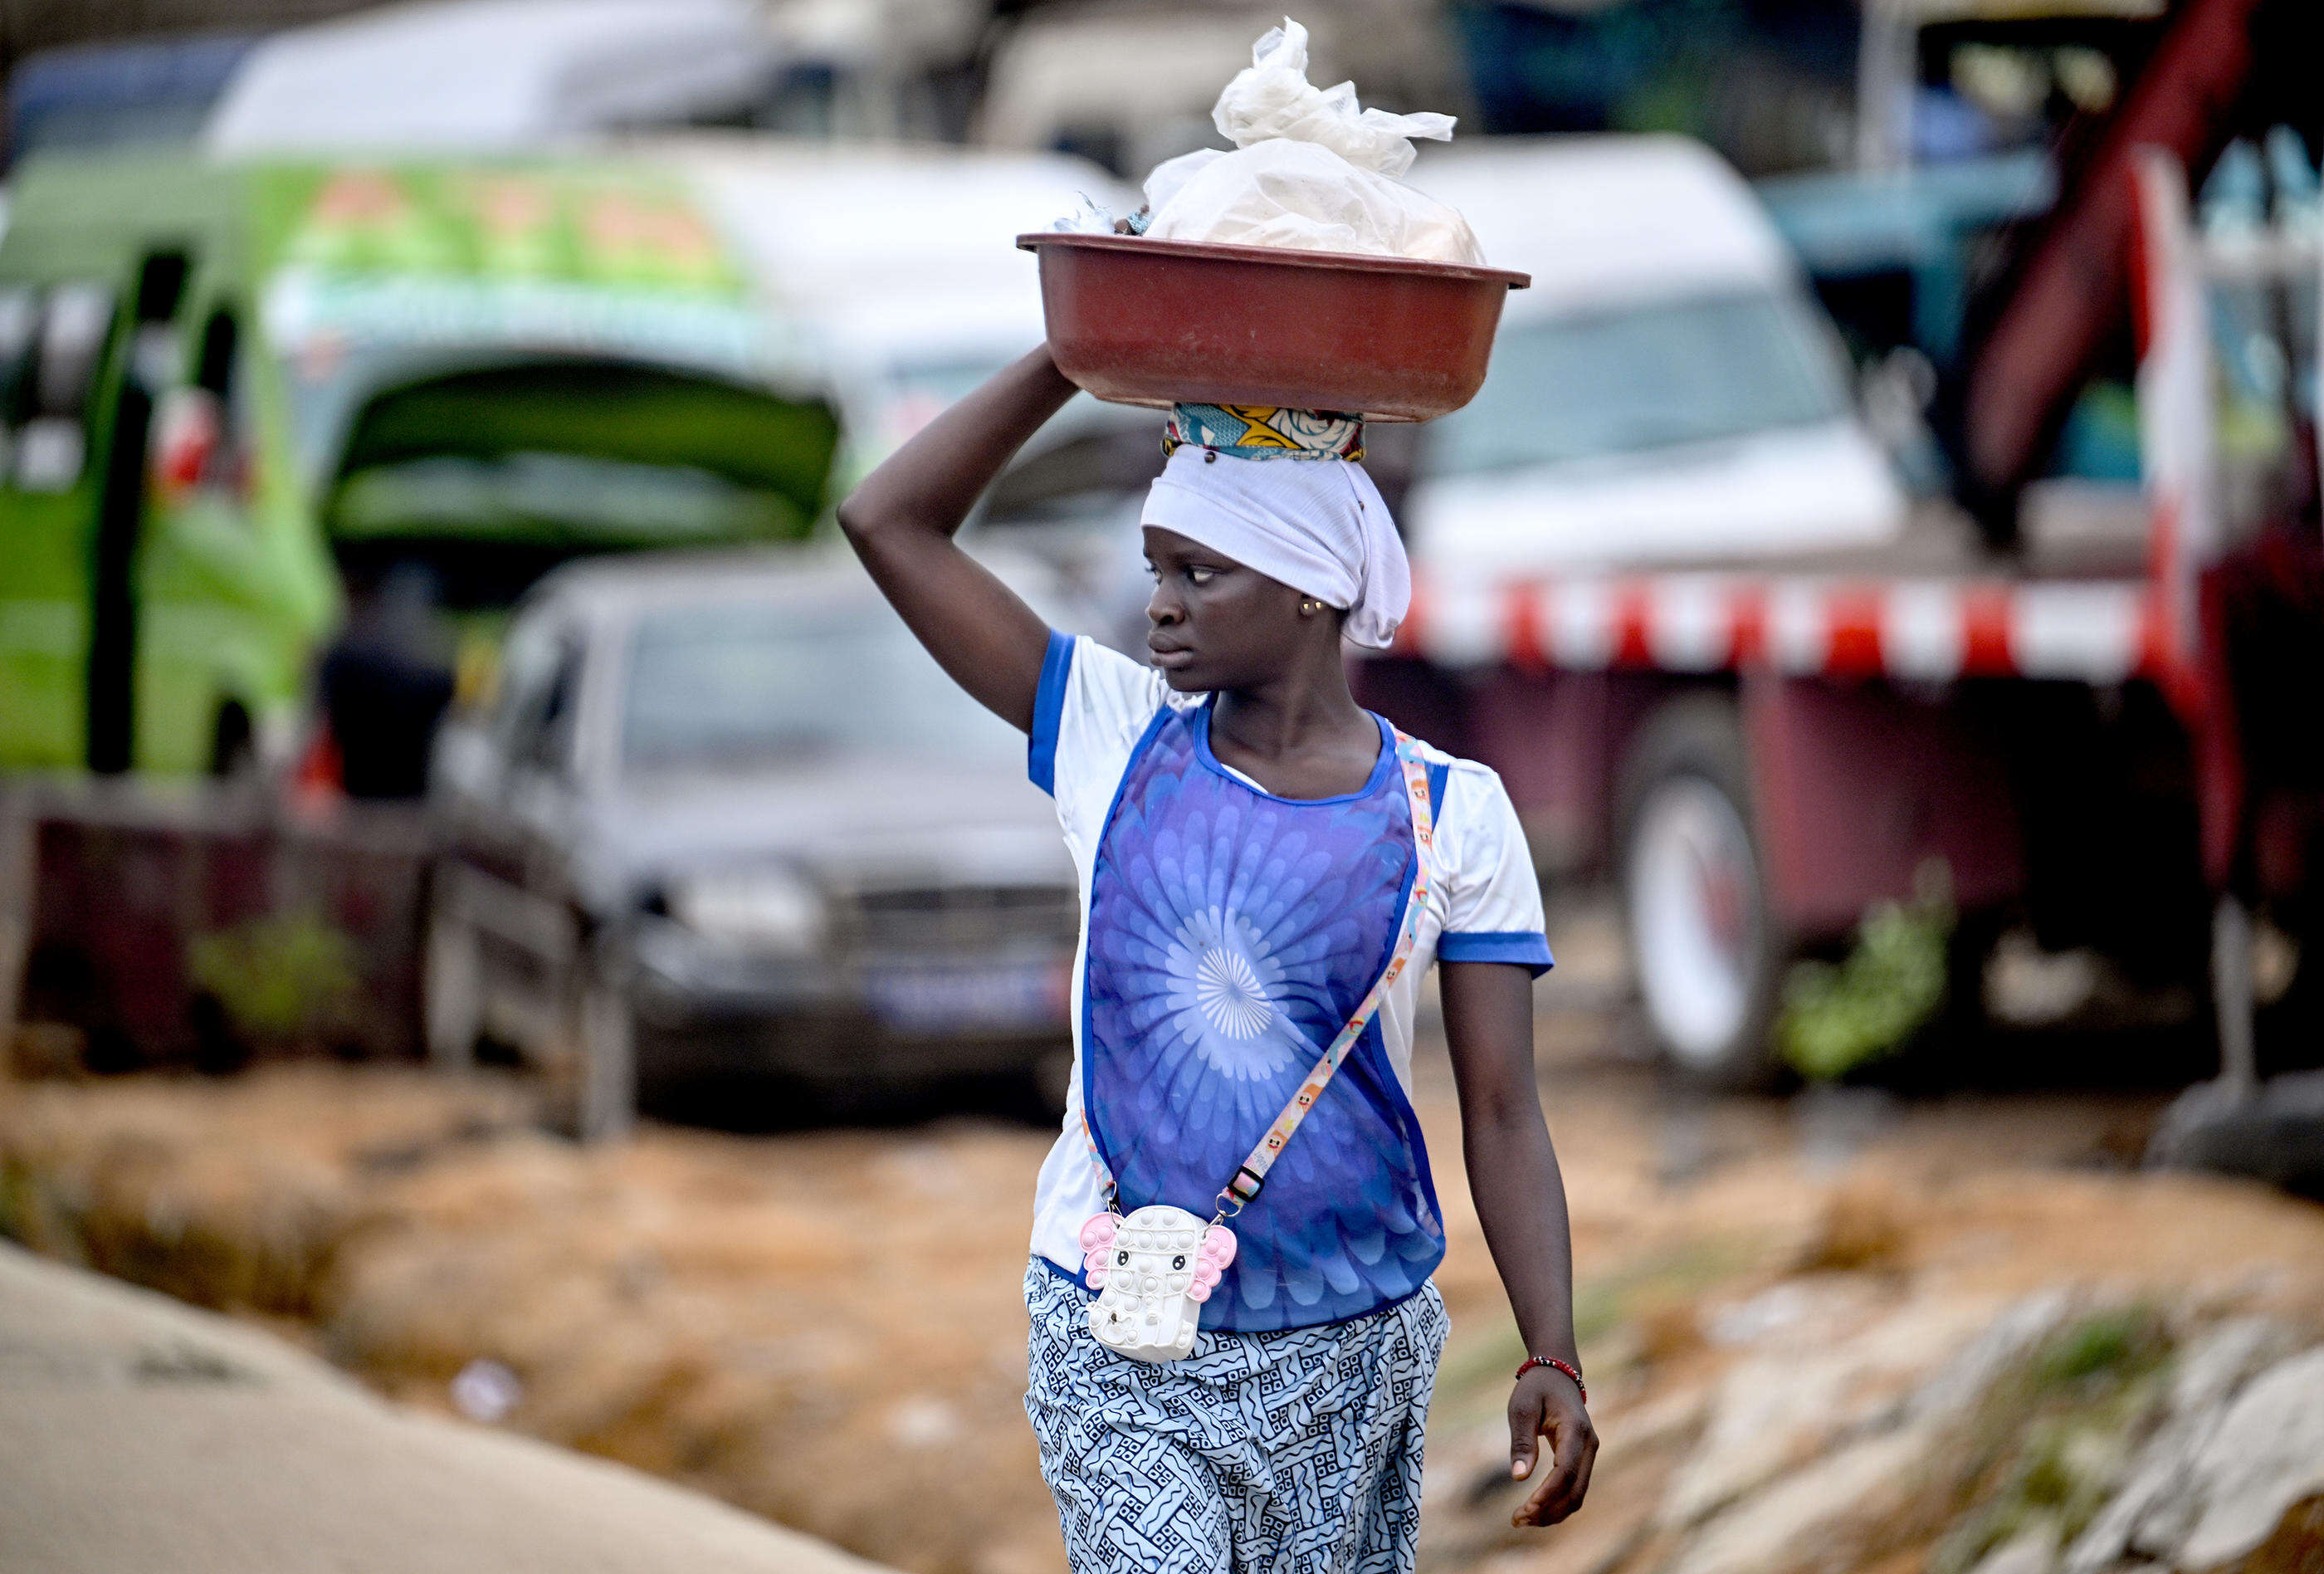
[1024,1259,1448,1574]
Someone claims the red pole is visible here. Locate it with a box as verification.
[1962,0,2264,511]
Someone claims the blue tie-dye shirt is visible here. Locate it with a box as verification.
[1024,633,1552,1332]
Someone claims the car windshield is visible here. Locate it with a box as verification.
[621,599,1026,775]
[1428,291,1851,475]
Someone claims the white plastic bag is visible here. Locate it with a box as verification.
[1140,18,1482,265]
[1145,139,1480,262]
[1142,148,1225,218]
[1211,18,1452,179]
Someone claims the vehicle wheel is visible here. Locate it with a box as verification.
[1617,694,1789,1090]
[422,885,482,1068]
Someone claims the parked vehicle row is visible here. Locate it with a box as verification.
[17,76,2308,1119]
[0,125,1957,1111]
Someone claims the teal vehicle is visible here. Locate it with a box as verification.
[0,150,837,778]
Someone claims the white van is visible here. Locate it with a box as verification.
[675,140,1144,486]
[1402,135,1907,578]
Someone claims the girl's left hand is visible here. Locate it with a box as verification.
[1508,1366,1596,1527]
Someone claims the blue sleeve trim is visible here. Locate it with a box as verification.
[1438,930,1555,977]
[1028,629,1075,796]
[1425,760,1448,822]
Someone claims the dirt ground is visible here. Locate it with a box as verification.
[6,909,2324,1574]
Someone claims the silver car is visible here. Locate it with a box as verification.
[422,548,1083,1136]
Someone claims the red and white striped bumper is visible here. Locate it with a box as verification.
[1390,574,2167,685]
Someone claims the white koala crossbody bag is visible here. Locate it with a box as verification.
[1074,732,1438,1363]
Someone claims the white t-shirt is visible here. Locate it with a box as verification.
[1026,632,1552,1283]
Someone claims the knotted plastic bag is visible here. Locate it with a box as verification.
[1211,17,1452,179]
[1140,17,1482,265]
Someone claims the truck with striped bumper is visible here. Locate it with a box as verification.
[1364,109,2320,1088]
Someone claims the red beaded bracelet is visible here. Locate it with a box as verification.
[1514,1355,1586,1404]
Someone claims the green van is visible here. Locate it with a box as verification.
[0,150,837,778]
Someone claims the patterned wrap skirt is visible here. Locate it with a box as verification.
[1023,1259,1449,1574]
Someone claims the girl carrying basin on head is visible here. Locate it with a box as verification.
[838,345,1594,1572]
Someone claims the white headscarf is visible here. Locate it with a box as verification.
[1139,447,1410,649]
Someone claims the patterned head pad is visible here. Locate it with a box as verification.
[1165,403,1364,462]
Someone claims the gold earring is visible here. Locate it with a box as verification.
[1300,599,1323,614]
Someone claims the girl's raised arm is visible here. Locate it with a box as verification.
[836,345,1081,734]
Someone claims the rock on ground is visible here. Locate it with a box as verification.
[2061,1317,2306,1574]
[1660,1293,2007,1528]
[0,1240,895,1574]
[2172,1345,2324,1570]
[1647,1285,2324,1574]
[1966,1525,2066,1574]
[1670,1425,1940,1574]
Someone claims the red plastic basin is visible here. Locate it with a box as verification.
[1018,232,1530,423]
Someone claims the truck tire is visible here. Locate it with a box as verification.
[1617,694,1788,1090]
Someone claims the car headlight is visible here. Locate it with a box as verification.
[668,869,825,955]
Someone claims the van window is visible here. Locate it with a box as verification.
[1428,290,1851,476]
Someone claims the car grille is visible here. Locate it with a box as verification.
[830,882,1081,956]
